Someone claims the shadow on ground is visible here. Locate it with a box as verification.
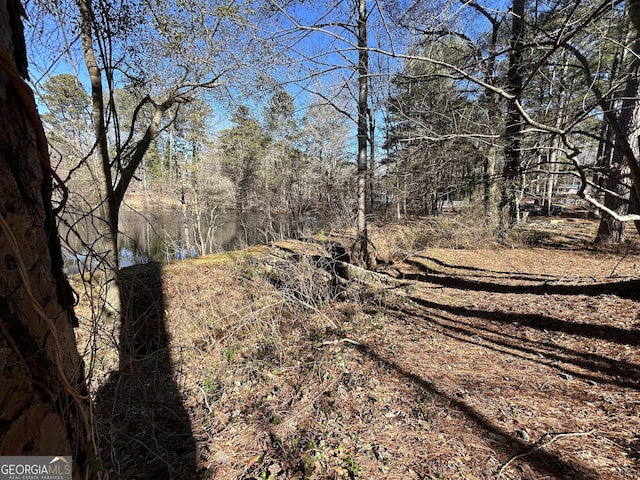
[403,258,640,300]
[347,340,604,480]
[95,262,197,479]
[377,298,640,390]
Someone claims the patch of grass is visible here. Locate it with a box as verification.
[224,344,238,362]
[343,453,362,477]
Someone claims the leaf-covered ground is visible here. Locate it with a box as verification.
[80,217,640,479]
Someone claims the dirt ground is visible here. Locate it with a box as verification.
[79,217,640,479]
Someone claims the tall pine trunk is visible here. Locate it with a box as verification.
[502,0,525,228]
[353,0,376,269]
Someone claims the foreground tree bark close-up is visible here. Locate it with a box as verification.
[0,1,98,478]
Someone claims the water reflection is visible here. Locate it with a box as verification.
[63,208,323,273]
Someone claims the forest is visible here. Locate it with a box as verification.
[29,0,640,263]
[0,0,639,479]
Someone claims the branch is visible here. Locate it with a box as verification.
[570,170,633,203]
[117,94,152,159]
[296,83,356,123]
[497,429,596,479]
[320,338,362,347]
[113,100,172,206]
[569,151,640,221]
[463,1,502,28]
[563,40,640,191]
[269,0,356,49]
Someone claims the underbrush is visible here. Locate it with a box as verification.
[71,224,639,479]
[75,255,361,478]
[166,258,377,479]
[503,225,555,246]
[373,205,598,261]
[377,204,498,259]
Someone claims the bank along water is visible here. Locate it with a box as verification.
[62,207,325,274]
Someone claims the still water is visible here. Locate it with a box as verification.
[63,207,323,273]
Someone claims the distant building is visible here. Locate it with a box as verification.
[556,183,581,196]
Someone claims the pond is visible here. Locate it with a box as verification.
[62,207,325,274]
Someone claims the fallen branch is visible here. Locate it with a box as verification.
[335,260,400,286]
[496,429,597,478]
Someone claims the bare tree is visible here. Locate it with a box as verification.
[25,0,261,320]
[265,0,389,268]
[353,0,376,268]
[595,0,640,242]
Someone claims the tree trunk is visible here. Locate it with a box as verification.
[366,105,375,216]
[484,144,500,229]
[76,0,171,317]
[545,58,570,215]
[502,0,525,229]
[595,164,632,243]
[353,0,376,270]
[593,27,630,216]
[76,0,121,319]
[468,2,502,232]
[0,2,98,477]
[596,4,640,242]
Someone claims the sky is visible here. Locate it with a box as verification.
[22,0,515,141]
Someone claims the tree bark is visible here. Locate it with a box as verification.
[75,0,122,320]
[366,105,375,216]
[353,0,376,270]
[596,4,640,242]
[502,0,525,228]
[595,166,631,243]
[484,144,500,226]
[0,2,98,477]
[469,2,502,233]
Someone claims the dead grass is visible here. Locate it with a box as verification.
[75,216,640,479]
[376,204,499,258]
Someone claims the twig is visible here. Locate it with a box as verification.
[320,338,362,346]
[496,429,597,478]
[196,383,214,414]
[609,240,634,277]
[282,292,339,329]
